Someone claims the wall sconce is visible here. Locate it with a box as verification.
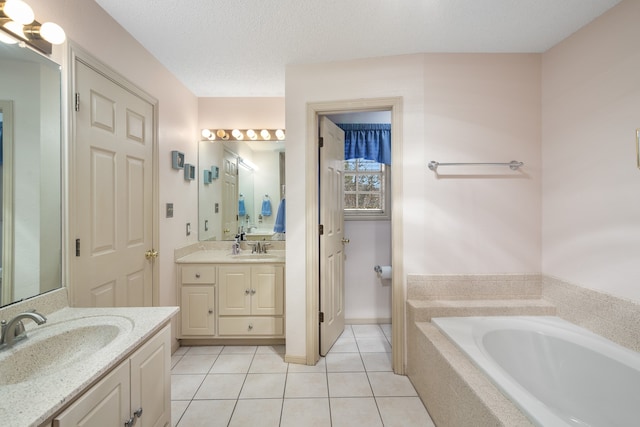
[0,0,66,54]
[200,128,285,142]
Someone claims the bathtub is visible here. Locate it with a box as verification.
[431,316,640,427]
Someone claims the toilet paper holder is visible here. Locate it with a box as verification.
[374,265,383,274]
[374,265,392,279]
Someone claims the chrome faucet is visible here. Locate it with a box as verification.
[251,242,271,254]
[0,310,47,349]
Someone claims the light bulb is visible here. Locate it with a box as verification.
[275,129,285,140]
[246,129,257,140]
[3,20,25,39]
[232,129,243,140]
[260,129,271,140]
[3,0,34,25]
[0,28,18,44]
[40,22,65,44]
[216,129,229,140]
[201,129,215,140]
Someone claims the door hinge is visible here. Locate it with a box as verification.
[319,312,324,323]
[75,238,80,257]
[74,93,80,112]
[319,137,324,148]
[319,224,324,235]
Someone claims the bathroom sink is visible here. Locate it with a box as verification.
[0,315,133,385]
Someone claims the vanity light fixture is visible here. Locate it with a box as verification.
[200,128,286,142]
[0,0,66,54]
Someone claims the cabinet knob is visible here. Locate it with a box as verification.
[208,308,213,314]
[124,408,143,427]
[248,323,254,331]
[245,289,251,295]
[250,289,256,295]
[195,273,201,278]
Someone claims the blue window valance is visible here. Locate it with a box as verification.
[337,123,391,165]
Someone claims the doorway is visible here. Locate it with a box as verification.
[305,97,404,374]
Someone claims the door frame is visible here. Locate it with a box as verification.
[305,97,405,374]
[67,43,160,306]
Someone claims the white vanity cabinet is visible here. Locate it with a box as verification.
[218,264,284,336]
[53,325,171,427]
[180,265,216,336]
[177,261,284,340]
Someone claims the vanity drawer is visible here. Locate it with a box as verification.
[181,265,216,284]
[218,317,283,336]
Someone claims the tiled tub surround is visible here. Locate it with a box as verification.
[0,289,178,427]
[406,274,640,427]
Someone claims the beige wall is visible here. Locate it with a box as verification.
[285,53,542,358]
[541,0,640,303]
[30,0,199,307]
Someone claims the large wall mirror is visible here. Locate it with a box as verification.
[0,41,62,306]
[198,139,284,241]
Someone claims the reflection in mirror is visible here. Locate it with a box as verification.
[198,139,284,241]
[0,41,62,307]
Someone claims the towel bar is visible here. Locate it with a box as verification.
[428,160,523,172]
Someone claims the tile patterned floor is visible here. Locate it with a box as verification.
[171,324,435,426]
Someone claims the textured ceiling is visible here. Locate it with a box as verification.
[95,0,622,97]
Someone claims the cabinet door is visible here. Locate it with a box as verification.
[219,265,251,315]
[181,285,215,335]
[130,325,171,427]
[53,361,130,427]
[251,265,284,315]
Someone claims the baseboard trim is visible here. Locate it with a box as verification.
[285,354,308,365]
[346,318,391,325]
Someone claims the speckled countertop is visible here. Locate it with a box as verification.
[0,305,178,427]
[176,249,285,264]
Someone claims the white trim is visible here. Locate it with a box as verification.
[67,43,160,307]
[305,97,405,374]
[1,100,14,306]
[346,318,392,325]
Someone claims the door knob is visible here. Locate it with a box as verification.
[144,249,158,260]
[341,238,350,244]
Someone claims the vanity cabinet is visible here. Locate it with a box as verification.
[53,325,171,427]
[218,265,284,336]
[180,265,216,336]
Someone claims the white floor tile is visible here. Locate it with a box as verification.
[376,397,435,427]
[185,345,224,355]
[325,352,365,372]
[171,355,183,369]
[368,372,418,397]
[339,325,354,337]
[171,374,206,400]
[173,347,189,356]
[171,354,218,374]
[287,357,326,373]
[210,354,253,373]
[285,373,328,398]
[327,372,373,397]
[176,400,236,427]
[330,336,359,353]
[228,398,282,427]
[281,398,331,427]
[249,353,289,373]
[221,345,258,354]
[194,374,246,400]
[239,373,286,399]
[330,397,383,427]
[170,400,189,427]
[361,352,393,372]
[256,344,286,354]
[356,336,392,353]
[351,324,385,338]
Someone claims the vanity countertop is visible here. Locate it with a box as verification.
[0,306,178,427]
[176,249,285,264]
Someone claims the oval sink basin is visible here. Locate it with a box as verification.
[0,315,133,385]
